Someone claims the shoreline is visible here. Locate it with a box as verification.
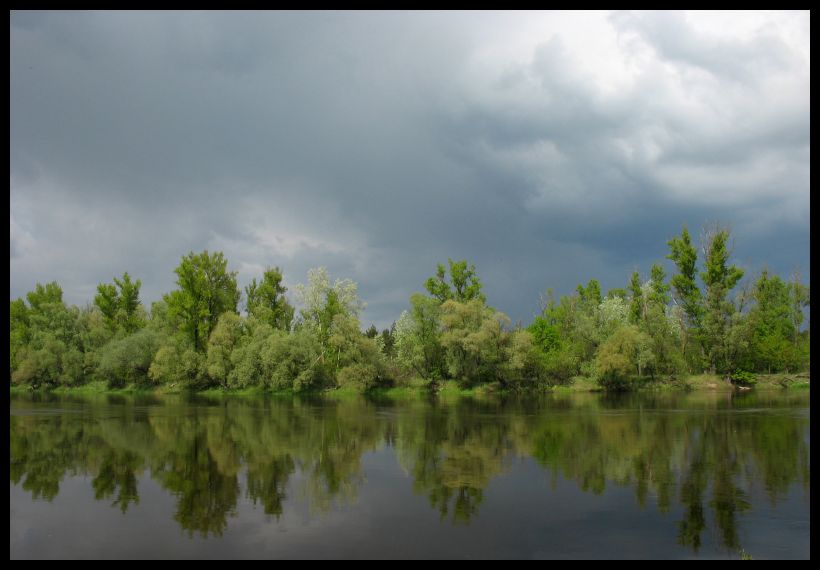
[9,373,809,398]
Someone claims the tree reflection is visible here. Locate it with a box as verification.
[9,390,810,553]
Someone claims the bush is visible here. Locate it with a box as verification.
[259,329,329,391]
[11,337,84,388]
[337,362,381,391]
[148,338,207,387]
[730,370,757,387]
[596,371,632,391]
[97,328,165,387]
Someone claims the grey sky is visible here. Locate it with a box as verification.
[10,10,810,329]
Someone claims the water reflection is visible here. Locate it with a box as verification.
[10,391,810,554]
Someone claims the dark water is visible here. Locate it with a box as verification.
[10,390,810,559]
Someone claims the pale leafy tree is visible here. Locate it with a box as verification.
[295,266,365,360]
[297,268,364,323]
[598,295,629,337]
[393,310,416,370]
[789,271,810,345]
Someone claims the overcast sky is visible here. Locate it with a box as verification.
[10,10,810,329]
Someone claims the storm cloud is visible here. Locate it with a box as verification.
[10,11,810,329]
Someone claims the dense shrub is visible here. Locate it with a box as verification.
[97,328,165,388]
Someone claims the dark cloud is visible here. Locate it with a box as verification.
[10,11,810,329]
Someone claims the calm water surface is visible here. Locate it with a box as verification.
[10,390,810,559]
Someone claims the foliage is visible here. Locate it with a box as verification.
[595,324,654,390]
[394,294,445,384]
[98,327,165,388]
[148,336,207,387]
[424,259,485,304]
[528,315,577,384]
[206,312,247,388]
[259,328,328,391]
[667,226,703,328]
[7,225,810,393]
[12,336,84,388]
[164,251,240,353]
[329,314,392,390]
[245,266,294,331]
[296,267,364,351]
[440,299,510,387]
[94,272,146,334]
[730,370,757,388]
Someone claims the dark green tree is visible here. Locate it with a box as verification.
[667,226,703,370]
[699,226,744,374]
[628,271,644,325]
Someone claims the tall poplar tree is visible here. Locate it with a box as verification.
[164,251,240,352]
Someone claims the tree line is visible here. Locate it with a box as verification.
[9,224,810,391]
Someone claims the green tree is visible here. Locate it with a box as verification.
[258,328,328,391]
[394,294,445,384]
[595,324,654,389]
[577,279,602,308]
[330,314,391,391]
[667,226,703,369]
[628,271,644,324]
[94,272,145,333]
[9,298,31,372]
[528,314,577,383]
[206,312,247,387]
[377,323,397,358]
[245,267,294,331]
[114,272,145,333]
[25,281,64,312]
[741,270,805,373]
[649,263,671,306]
[11,282,86,387]
[164,251,240,353]
[440,299,510,387]
[94,283,119,331]
[699,226,744,374]
[424,259,485,304]
[97,327,165,387]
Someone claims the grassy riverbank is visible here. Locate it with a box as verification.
[10,373,809,398]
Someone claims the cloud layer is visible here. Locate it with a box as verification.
[11,11,810,328]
